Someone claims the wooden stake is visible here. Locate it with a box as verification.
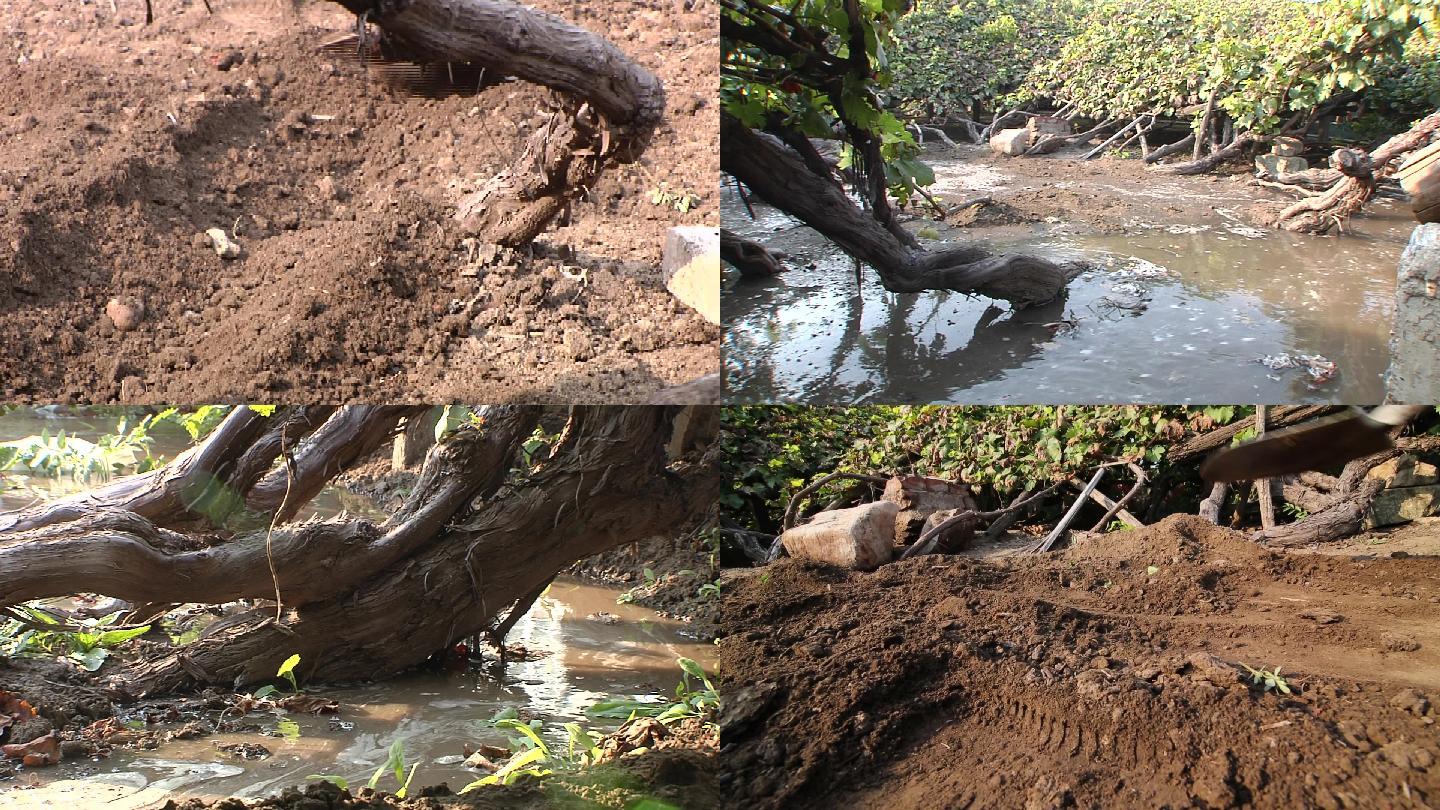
[1257,405,1276,530]
[1036,467,1106,553]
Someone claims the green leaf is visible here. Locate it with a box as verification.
[72,647,109,672]
[94,625,151,648]
[277,653,301,680]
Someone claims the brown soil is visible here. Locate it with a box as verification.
[718,514,1440,809]
[916,143,1319,235]
[0,0,717,403]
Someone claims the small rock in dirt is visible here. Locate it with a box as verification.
[1298,608,1343,624]
[315,175,338,201]
[1377,740,1435,770]
[119,376,146,402]
[1381,632,1421,653]
[1024,774,1074,810]
[105,298,144,331]
[662,226,719,324]
[1336,719,1373,752]
[167,721,209,740]
[1390,688,1430,716]
[213,50,244,71]
[1185,652,1241,686]
[204,228,242,259]
[215,741,270,760]
[756,737,786,766]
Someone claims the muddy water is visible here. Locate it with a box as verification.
[0,409,714,800]
[12,581,712,800]
[724,150,1414,404]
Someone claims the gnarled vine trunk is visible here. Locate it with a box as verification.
[0,405,716,696]
[720,114,1074,306]
[1272,108,1440,234]
[325,0,665,246]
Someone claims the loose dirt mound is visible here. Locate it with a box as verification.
[719,514,1440,809]
[0,0,717,402]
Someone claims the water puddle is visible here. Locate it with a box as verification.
[724,151,1413,403]
[0,409,714,801]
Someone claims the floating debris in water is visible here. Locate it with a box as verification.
[1111,258,1171,280]
[1226,225,1269,239]
[1257,353,1338,382]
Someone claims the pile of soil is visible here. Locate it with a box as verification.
[718,514,1440,808]
[0,0,717,402]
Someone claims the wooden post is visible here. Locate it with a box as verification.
[1256,405,1276,530]
[1199,482,1228,524]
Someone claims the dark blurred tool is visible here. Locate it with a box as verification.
[1200,405,1428,483]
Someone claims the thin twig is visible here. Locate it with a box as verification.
[781,471,888,531]
[264,429,297,624]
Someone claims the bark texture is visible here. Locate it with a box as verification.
[326,0,665,246]
[0,405,717,696]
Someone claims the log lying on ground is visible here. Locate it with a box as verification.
[1143,133,1195,164]
[721,229,786,278]
[720,114,1076,305]
[324,0,665,246]
[0,405,717,695]
[1254,450,1396,545]
[1152,132,1261,175]
[1023,119,1116,156]
[1270,148,1376,233]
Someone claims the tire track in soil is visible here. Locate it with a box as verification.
[719,515,1440,809]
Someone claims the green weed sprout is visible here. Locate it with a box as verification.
[1242,663,1292,695]
[252,653,302,699]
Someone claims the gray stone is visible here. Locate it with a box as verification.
[1271,136,1304,157]
[1385,224,1440,401]
[661,226,718,324]
[990,127,1031,157]
[1255,154,1308,176]
[780,501,899,570]
[1365,485,1440,529]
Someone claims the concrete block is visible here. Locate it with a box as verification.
[990,127,1031,157]
[780,501,898,570]
[661,226,719,324]
[1271,137,1304,157]
[881,475,977,544]
[1385,224,1440,401]
[1255,154,1309,176]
